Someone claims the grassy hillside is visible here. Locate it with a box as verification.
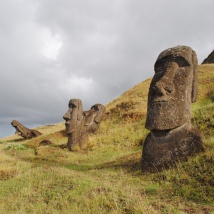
[0,64,214,213]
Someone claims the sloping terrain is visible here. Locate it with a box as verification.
[202,50,214,64]
[0,64,214,213]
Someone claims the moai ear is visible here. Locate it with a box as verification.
[191,50,198,103]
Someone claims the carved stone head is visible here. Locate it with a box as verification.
[84,104,106,133]
[146,45,198,130]
[63,99,83,134]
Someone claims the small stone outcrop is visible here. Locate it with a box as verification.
[38,139,54,146]
[11,120,42,139]
[141,45,204,172]
[202,50,214,64]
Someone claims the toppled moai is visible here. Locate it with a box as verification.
[11,120,42,139]
[84,104,106,133]
[63,99,88,151]
[141,45,204,172]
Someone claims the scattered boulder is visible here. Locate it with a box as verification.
[38,139,54,147]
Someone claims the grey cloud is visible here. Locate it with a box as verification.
[1,0,214,137]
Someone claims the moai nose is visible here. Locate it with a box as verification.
[154,83,166,96]
[63,110,71,120]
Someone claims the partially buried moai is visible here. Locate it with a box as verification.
[84,104,106,133]
[141,45,204,172]
[63,99,88,151]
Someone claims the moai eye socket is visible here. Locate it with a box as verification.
[92,105,99,111]
[69,103,76,108]
[164,87,173,94]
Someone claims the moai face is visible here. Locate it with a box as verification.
[84,104,106,124]
[92,104,106,123]
[84,104,106,133]
[63,99,83,134]
[145,46,198,130]
[141,46,204,172]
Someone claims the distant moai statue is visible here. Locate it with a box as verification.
[84,104,106,133]
[141,45,204,172]
[11,120,42,139]
[63,99,88,151]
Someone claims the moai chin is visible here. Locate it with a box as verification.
[84,104,106,133]
[63,99,88,151]
[141,45,204,172]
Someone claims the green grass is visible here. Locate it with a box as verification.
[0,65,213,213]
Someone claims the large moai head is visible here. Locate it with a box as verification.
[84,104,106,133]
[146,45,198,130]
[63,99,83,135]
[141,46,204,172]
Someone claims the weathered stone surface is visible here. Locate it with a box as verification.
[202,50,214,64]
[11,120,42,139]
[63,99,88,151]
[141,45,204,172]
[84,104,106,133]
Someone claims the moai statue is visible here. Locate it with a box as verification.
[141,45,204,172]
[84,104,106,133]
[63,99,88,151]
[11,120,42,139]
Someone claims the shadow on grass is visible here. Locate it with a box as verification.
[20,151,142,174]
[93,152,142,174]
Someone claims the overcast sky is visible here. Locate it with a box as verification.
[0,0,214,137]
